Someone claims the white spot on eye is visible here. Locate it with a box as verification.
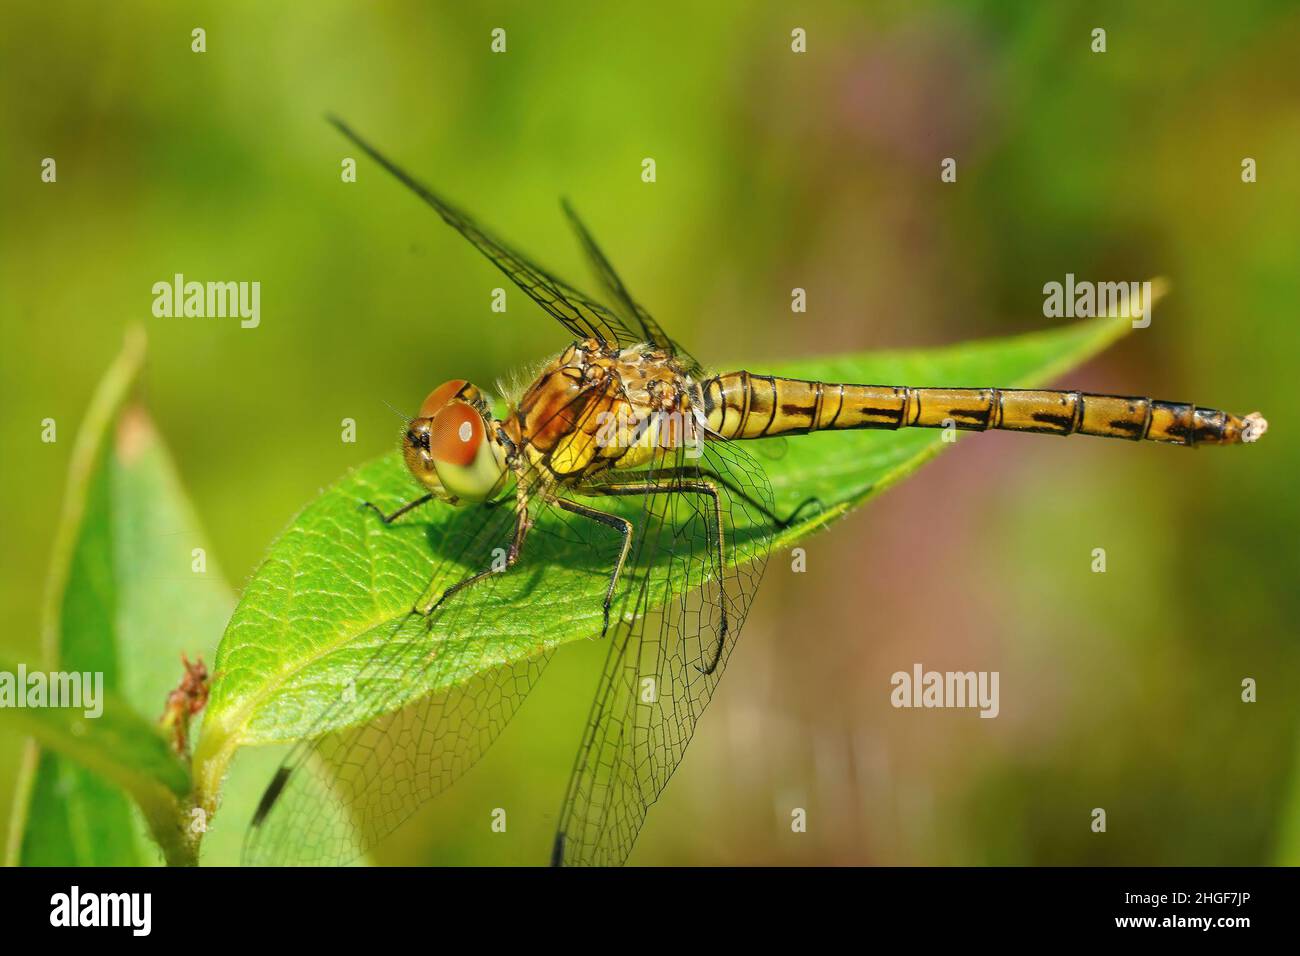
[458,420,473,442]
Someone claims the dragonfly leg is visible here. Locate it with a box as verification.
[777,495,824,527]
[416,498,531,616]
[575,478,730,675]
[360,493,434,524]
[688,466,820,529]
[556,498,633,638]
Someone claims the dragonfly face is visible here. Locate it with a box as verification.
[402,379,509,506]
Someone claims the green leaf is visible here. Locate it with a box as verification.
[4,329,234,866]
[0,657,189,798]
[196,309,1148,803]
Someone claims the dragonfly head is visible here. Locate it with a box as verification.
[403,380,508,506]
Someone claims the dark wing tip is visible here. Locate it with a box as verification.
[250,765,292,829]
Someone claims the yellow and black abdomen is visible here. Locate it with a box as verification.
[702,372,1267,446]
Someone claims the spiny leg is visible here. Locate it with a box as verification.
[414,491,532,622]
[361,486,514,526]
[556,498,633,638]
[576,478,730,675]
[360,493,434,524]
[688,465,820,529]
[599,463,816,529]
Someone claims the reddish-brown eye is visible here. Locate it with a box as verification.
[419,379,468,419]
[429,401,482,466]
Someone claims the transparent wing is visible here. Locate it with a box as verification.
[560,199,702,373]
[240,494,535,865]
[329,116,648,351]
[551,438,777,865]
[243,384,626,866]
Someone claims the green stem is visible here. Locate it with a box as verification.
[139,793,200,867]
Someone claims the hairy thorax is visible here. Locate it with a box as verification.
[503,338,703,485]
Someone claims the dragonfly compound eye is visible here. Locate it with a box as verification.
[428,400,506,504]
[418,377,470,418]
[419,378,482,418]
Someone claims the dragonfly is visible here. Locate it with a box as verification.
[243,117,1268,867]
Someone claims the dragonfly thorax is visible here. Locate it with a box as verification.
[503,339,707,483]
[402,379,509,506]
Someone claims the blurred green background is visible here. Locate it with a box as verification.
[2,0,1298,864]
